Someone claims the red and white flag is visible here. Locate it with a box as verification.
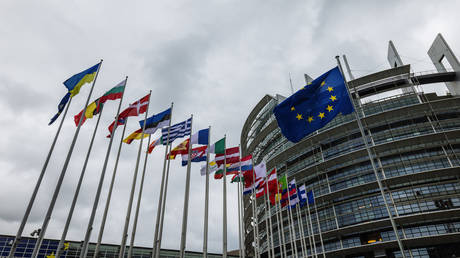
[215,147,240,166]
[107,94,150,137]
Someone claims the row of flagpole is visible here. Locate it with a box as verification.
[9,55,410,258]
[8,60,247,258]
[242,164,330,258]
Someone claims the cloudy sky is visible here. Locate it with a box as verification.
[1,0,459,254]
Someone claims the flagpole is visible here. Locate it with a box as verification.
[237,175,242,258]
[335,56,406,257]
[155,145,172,258]
[222,135,228,258]
[262,192,271,258]
[304,209,313,258]
[305,197,317,258]
[296,204,309,257]
[295,205,306,258]
[179,115,194,258]
[236,145,245,258]
[80,77,129,258]
[118,90,152,258]
[31,59,103,258]
[152,103,173,258]
[264,180,275,258]
[285,178,298,258]
[313,201,325,258]
[288,203,298,258]
[292,183,306,258]
[93,117,129,258]
[8,96,73,258]
[251,193,259,258]
[56,102,105,258]
[283,204,294,256]
[300,209,315,257]
[250,159,259,258]
[128,134,152,258]
[203,126,211,258]
[240,178,246,258]
[276,199,286,258]
[236,145,242,258]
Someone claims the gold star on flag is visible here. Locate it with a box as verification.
[327,86,333,92]
[291,106,295,111]
[47,252,55,258]
[64,242,69,250]
[308,116,314,123]
[296,113,303,120]
[321,81,326,86]
[318,112,325,119]
[330,95,337,102]
[326,105,334,112]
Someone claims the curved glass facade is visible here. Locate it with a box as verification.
[241,67,460,258]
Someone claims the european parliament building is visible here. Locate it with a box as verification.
[241,34,460,258]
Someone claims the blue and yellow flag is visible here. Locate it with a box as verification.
[49,63,101,125]
[273,66,353,142]
[64,63,100,97]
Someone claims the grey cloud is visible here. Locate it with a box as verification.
[1,0,459,255]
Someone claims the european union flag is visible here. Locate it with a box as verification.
[273,67,353,142]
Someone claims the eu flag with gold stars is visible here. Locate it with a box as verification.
[273,66,353,142]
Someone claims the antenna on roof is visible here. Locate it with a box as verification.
[289,72,294,94]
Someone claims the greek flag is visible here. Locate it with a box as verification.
[161,118,192,144]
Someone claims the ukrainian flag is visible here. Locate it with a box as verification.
[49,62,101,125]
[64,63,101,97]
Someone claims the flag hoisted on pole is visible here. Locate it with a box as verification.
[79,79,136,258]
[202,126,211,258]
[118,91,152,258]
[94,92,152,257]
[56,78,127,258]
[273,66,353,143]
[179,115,194,258]
[155,116,195,258]
[48,62,101,125]
[30,60,103,258]
[55,99,105,258]
[107,93,150,137]
[8,62,101,258]
[151,103,174,258]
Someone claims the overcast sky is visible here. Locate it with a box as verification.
[1,0,459,254]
